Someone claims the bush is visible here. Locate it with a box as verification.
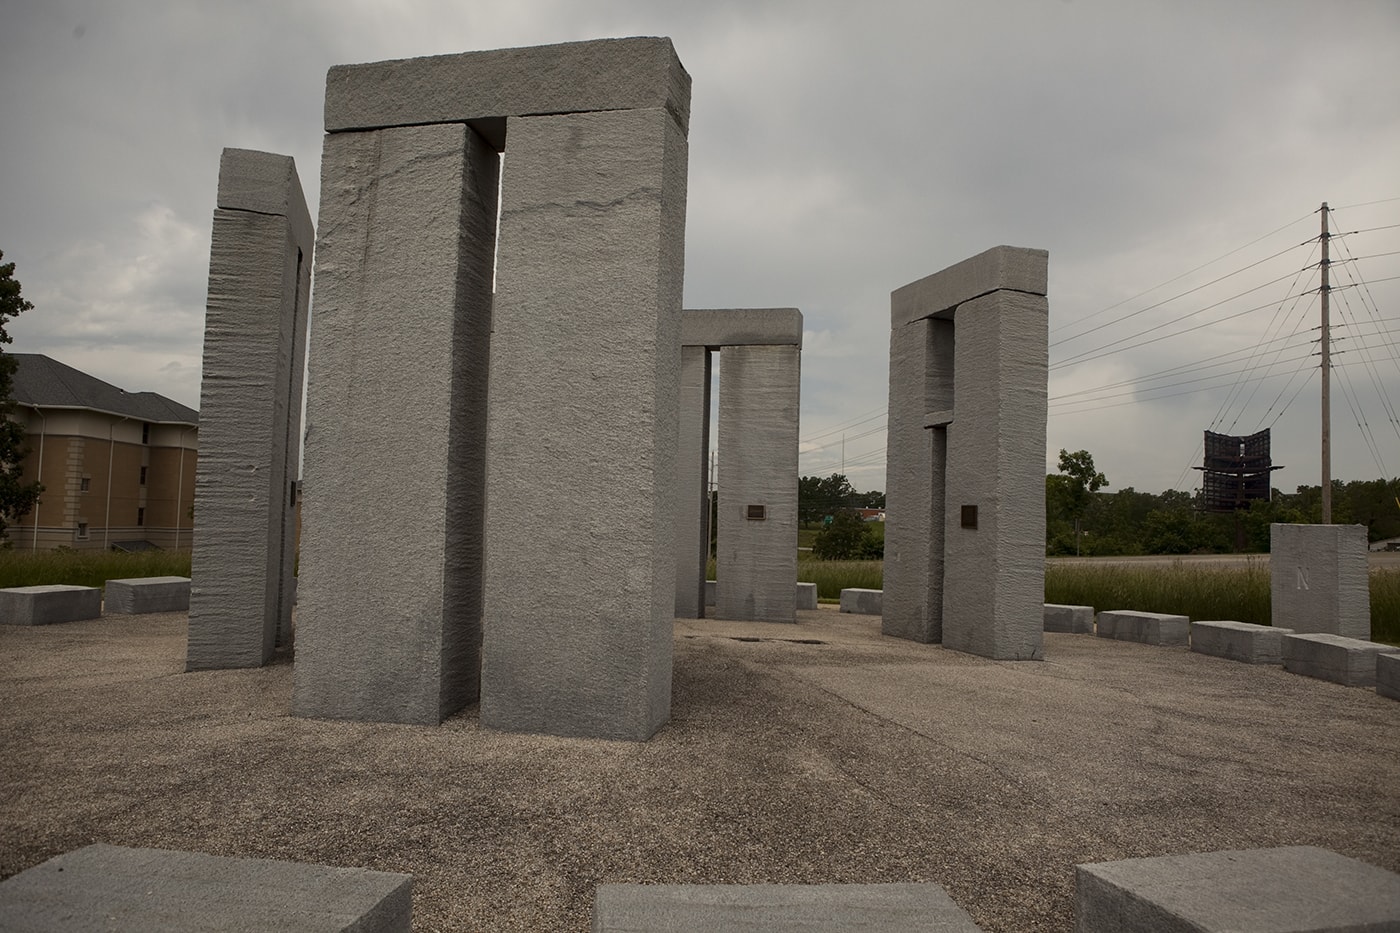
[813,511,882,560]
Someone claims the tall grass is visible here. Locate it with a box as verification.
[798,560,883,600]
[0,548,191,590]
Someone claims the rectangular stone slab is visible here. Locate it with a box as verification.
[0,585,101,625]
[1044,603,1094,634]
[891,245,1048,329]
[325,37,691,145]
[1096,610,1189,646]
[105,577,191,614]
[681,308,803,347]
[1075,845,1400,932]
[840,588,883,615]
[1190,620,1291,665]
[1270,524,1370,639]
[0,844,411,932]
[796,582,818,611]
[1281,633,1400,687]
[593,882,984,932]
[1378,652,1400,701]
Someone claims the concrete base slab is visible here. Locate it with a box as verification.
[1379,652,1400,701]
[1075,845,1400,932]
[1190,620,1292,665]
[1096,610,1189,646]
[0,585,102,626]
[105,577,192,614]
[1281,633,1400,687]
[796,582,818,611]
[593,882,984,932]
[840,588,884,615]
[0,843,412,932]
[705,580,716,607]
[1044,604,1094,634]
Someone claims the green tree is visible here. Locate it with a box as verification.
[1056,449,1108,556]
[0,250,42,541]
[798,473,856,526]
[812,509,881,559]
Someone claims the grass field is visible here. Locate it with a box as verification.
[0,549,191,591]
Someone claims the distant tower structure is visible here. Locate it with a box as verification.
[1195,429,1283,513]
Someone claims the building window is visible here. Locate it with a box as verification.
[141,423,150,444]
[76,522,89,540]
[137,508,145,527]
[139,466,147,486]
[80,476,91,492]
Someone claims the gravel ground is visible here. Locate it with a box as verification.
[2,608,1397,931]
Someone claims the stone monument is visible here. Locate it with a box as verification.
[294,39,691,739]
[1270,523,1370,638]
[675,309,802,623]
[187,148,311,670]
[882,246,1048,660]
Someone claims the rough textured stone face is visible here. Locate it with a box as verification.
[0,585,101,626]
[1270,523,1370,638]
[187,149,311,671]
[1281,633,1400,687]
[840,588,884,615]
[1095,610,1190,647]
[105,577,191,615]
[592,882,983,932]
[1043,603,1094,634]
[479,105,688,741]
[1075,846,1400,933]
[674,345,711,619]
[884,247,1047,659]
[293,123,496,725]
[681,308,803,348]
[1190,619,1290,664]
[0,843,413,933]
[715,344,800,623]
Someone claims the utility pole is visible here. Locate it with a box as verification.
[1320,202,1332,523]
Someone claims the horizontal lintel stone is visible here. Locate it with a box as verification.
[891,245,1048,328]
[681,308,803,348]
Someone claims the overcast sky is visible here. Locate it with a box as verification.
[3,0,1398,495]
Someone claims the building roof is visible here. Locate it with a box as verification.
[7,353,198,426]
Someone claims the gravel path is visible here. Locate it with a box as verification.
[2,609,1397,931]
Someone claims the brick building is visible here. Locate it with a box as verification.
[7,354,198,550]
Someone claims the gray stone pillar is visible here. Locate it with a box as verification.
[674,345,711,619]
[884,247,1048,660]
[187,149,312,671]
[715,344,801,622]
[292,123,497,724]
[480,104,689,740]
[1270,523,1370,638]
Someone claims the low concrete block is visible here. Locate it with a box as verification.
[1075,845,1400,932]
[105,576,192,614]
[1379,652,1400,702]
[1282,633,1400,687]
[1044,603,1094,634]
[1190,620,1292,665]
[593,882,984,932]
[796,582,818,611]
[0,585,101,626]
[1096,610,1189,646]
[840,588,883,615]
[0,843,412,932]
[705,580,716,607]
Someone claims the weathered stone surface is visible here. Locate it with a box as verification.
[705,580,716,607]
[681,308,803,347]
[1270,524,1370,638]
[891,245,1048,329]
[105,577,191,614]
[188,148,311,671]
[325,37,691,145]
[480,104,688,741]
[674,345,711,619]
[796,582,818,611]
[0,843,412,933]
[294,122,496,724]
[715,344,800,623]
[1190,620,1291,665]
[0,585,101,626]
[592,882,984,932]
[1075,846,1400,933]
[1044,604,1095,634]
[840,588,883,615]
[1378,652,1400,701]
[885,247,1048,662]
[940,288,1047,661]
[1097,610,1190,647]
[1281,633,1400,687]
[883,316,946,643]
